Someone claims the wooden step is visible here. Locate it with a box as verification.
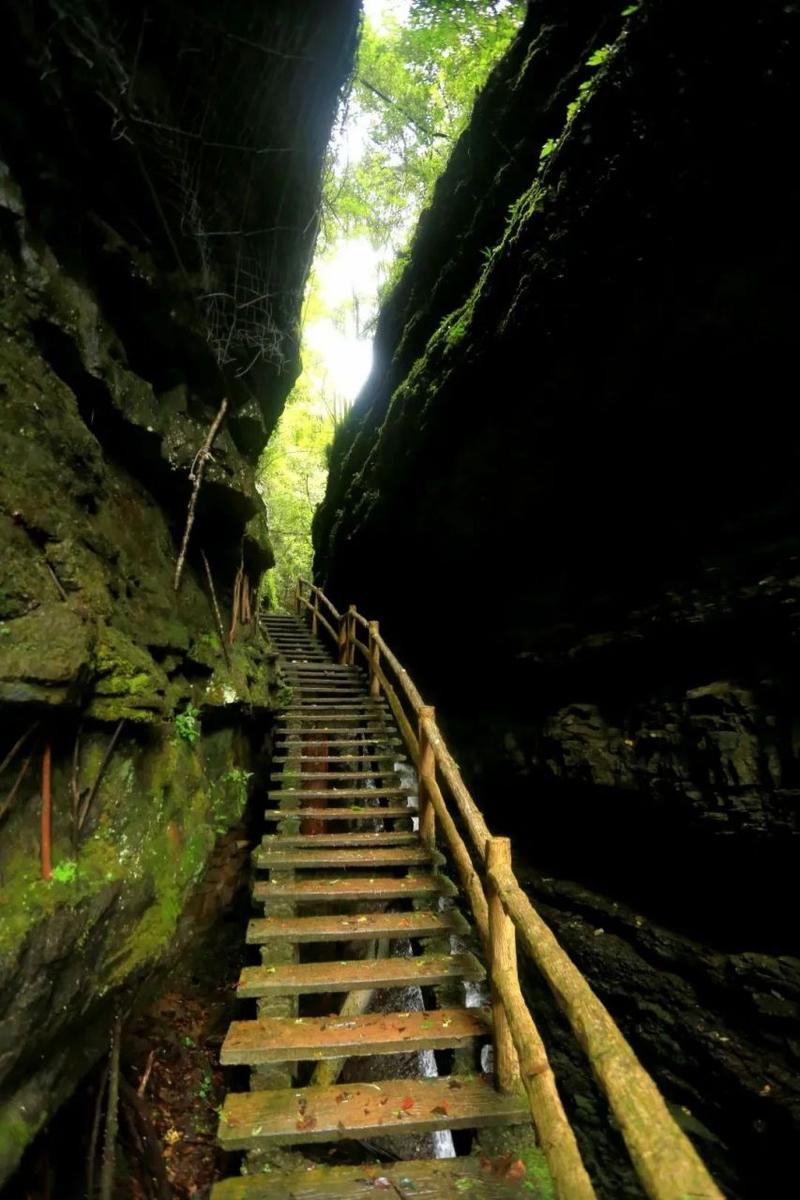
[259,831,418,848]
[264,805,414,820]
[288,685,365,692]
[272,753,406,762]
[282,706,389,715]
[268,787,412,801]
[221,1006,489,1066]
[269,770,401,781]
[252,872,453,904]
[216,1073,528,1151]
[281,667,357,676]
[280,710,389,720]
[282,699,387,706]
[246,907,467,945]
[255,845,437,869]
[276,727,395,737]
[236,950,482,997]
[275,736,402,747]
[211,1154,549,1200]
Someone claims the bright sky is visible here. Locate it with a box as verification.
[299,0,413,407]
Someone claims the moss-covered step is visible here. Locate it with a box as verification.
[221,1006,490,1066]
[264,805,413,820]
[252,871,456,903]
[271,751,407,761]
[260,831,417,848]
[246,907,468,945]
[236,950,484,998]
[268,787,413,801]
[216,1074,529,1151]
[279,711,390,721]
[275,734,402,744]
[211,1154,553,1200]
[255,845,438,869]
[269,768,402,780]
[275,727,397,737]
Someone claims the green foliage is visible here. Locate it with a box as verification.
[175,705,201,745]
[326,1,524,253]
[259,379,334,611]
[539,137,557,160]
[586,43,613,68]
[51,860,78,884]
[260,4,525,606]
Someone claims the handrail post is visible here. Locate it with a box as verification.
[338,612,348,664]
[417,707,436,848]
[486,837,521,1093]
[347,605,357,666]
[294,579,301,616]
[311,589,319,637]
[368,621,381,697]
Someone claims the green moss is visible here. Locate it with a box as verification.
[518,1144,556,1199]
[0,836,122,962]
[89,625,168,722]
[0,1108,39,1179]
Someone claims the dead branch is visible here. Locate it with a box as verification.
[0,756,31,824]
[0,721,39,778]
[41,744,52,881]
[45,560,68,602]
[137,1049,156,1098]
[200,551,231,668]
[120,1080,172,1200]
[71,722,83,848]
[173,397,228,591]
[87,1066,109,1200]
[100,1007,122,1200]
[241,573,252,625]
[229,564,243,645]
[78,720,125,834]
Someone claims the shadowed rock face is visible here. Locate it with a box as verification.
[314,1,800,1194]
[0,0,359,1180]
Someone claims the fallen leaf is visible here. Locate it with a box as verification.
[400,1096,414,1111]
[431,1104,449,1115]
[164,1128,182,1145]
[296,1115,316,1131]
[374,1179,392,1190]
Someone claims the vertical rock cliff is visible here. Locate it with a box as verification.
[315,2,800,1194]
[0,0,358,1180]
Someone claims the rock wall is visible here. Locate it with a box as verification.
[315,2,800,1194]
[0,0,359,1180]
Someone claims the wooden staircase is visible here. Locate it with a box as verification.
[212,592,724,1200]
[212,614,537,1199]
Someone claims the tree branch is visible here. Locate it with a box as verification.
[357,77,451,142]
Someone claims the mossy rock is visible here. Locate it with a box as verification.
[88,624,169,722]
[0,604,94,706]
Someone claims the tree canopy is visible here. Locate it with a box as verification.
[260,0,524,609]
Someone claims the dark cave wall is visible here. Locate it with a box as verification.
[315,1,800,1194]
[0,0,359,1180]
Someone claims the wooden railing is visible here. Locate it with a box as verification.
[292,579,724,1200]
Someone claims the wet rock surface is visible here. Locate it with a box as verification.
[0,0,359,1181]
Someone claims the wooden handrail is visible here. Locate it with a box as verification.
[487,863,723,1200]
[297,578,342,623]
[290,582,725,1200]
[297,594,337,645]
